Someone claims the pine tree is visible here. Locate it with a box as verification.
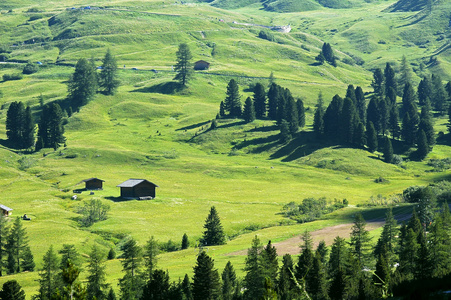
[36,103,65,150]
[224,79,241,118]
[86,245,107,300]
[355,86,366,124]
[58,244,81,269]
[431,74,447,114]
[416,129,429,160]
[398,228,418,279]
[374,208,397,265]
[428,215,451,277]
[119,238,144,300]
[354,121,366,148]
[202,206,226,246]
[243,236,264,300]
[142,269,170,300]
[222,261,236,300]
[181,233,189,250]
[0,280,26,300]
[366,121,378,152]
[267,83,280,120]
[389,105,400,140]
[173,43,193,86]
[341,97,358,144]
[313,95,325,139]
[219,101,225,118]
[384,63,397,97]
[414,233,433,280]
[20,246,34,272]
[99,48,120,95]
[253,83,266,119]
[371,68,384,98]
[243,97,255,123]
[386,86,397,107]
[22,106,35,150]
[261,240,278,286]
[6,101,25,148]
[324,95,343,140]
[297,98,305,128]
[6,218,29,274]
[349,213,371,265]
[143,236,159,281]
[383,137,393,163]
[379,98,389,136]
[0,214,9,276]
[37,245,60,300]
[366,96,380,134]
[181,274,193,300]
[295,231,314,292]
[402,82,417,119]
[346,85,357,104]
[285,95,298,135]
[192,251,221,300]
[277,254,296,300]
[419,104,435,146]
[417,76,432,106]
[373,245,391,298]
[309,252,329,300]
[329,237,347,278]
[279,119,291,143]
[68,58,97,109]
[322,43,336,66]
[316,240,329,265]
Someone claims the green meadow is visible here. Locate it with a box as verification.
[0,0,450,297]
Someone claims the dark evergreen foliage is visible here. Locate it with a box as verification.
[371,68,384,98]
[6,218,29,274]
[285,94,298,135]
[386,86,397,107]
[419,104,435,146]
[222,261,236,300]
[58,244,81,269]
[279,119,291,143]
[37,245,60,300]
[253,83,266,119]
[389,105,400,140]
[366,96,380,134]
[0,280,25,300]
[173,43,193,86]
[6,102,34,149]
[383,136,393,163]
[261,240,278,285]
[417,76,432,106]
[36,103,65,151]
[355,86,366,123]
[243,97,255,123]
[99,49,120,95]
[324,95,343,140]
[321,43,336,66]
[349,213,371,265]
[341,97,358,144]
[296,98,305,128]
[431,74,447,114]
[267,83,280,120]
[313,94,325,139]
[379,98,389,135]
[277,254,297,300]
[192,251,221,300]
[243,236,264,300]
[181,233,189,250]
[224,79,242,118]
[202,206,226,246]
[384,63,397,97]
[142,269,170,300]
[67,58,97,109]
[86,245,107,300]
[416,129,429,160]
[143,236,159,282]
[366,121,378,152]
[119,238,144,300]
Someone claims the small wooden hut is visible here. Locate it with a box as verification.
[0,205,12,216]
[194,60,210,70]
[117,179,158,199]
[79,178,105,190]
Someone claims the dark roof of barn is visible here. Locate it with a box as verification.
[78,178,105,184]
[0,205,12,211]
[117,179,159,188]
[195,60,210,64]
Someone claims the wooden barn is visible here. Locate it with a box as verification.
[117,179,158,199]
[79,178,104,190]
[194,60,210,70]
[0,205,12,216]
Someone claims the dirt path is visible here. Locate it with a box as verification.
[228,221,384,256]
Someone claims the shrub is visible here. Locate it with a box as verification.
[258,30,276,42]
[3,73,23,81]
[159,239,180,252]
[107,248,116,260]
[76,199,110,227]
[23,62,39,74]
[282,197,346,223]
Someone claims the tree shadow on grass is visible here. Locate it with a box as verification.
[132,81,185,95]
[104,196,130,202]
[176,120,212,131]
[270,131,330,161]
[246,124,279,133]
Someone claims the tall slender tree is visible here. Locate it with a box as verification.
[99,49,120,95]
[119,238,144,300]
[143,236,159,282]
[297,98,305,128]
[68,58,98,109]
[0,280,26,300]
[349,213,371,265]
[37,245,60,300]
[372,68,384,98]
[384,63,397,97]
[243,236,264,300]
[366,121,378,152]
[355,86,366,124]
[383,136,393,163]
[36,103,65,151]
[6,218,29,274]
[253,83,266,119]
[277,254,296,300]
[86,245,107,300]
[224,79,241,118]
[417,76,432,106]
[202,206,226,246]
[267,83,280,120]
[313,93,325,139]
[0,214,9,276]
[243,97,255,123]
[261,240,278,286]
[192,251,221,300]
[173,43,193,86]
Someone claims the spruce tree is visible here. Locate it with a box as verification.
[142,269,170,300]
[6,101,25,148]
[173,43,193,86]
[286,95,298,135]
[322,43,336,66]
[417,76,432,106]
[374,208,397,265]
[366,96,380,134]
[6,218,29,274]
[379,98,389,136]
[261,240,278,286]
[355,86,366,124]
[383,137,393,163]
[324,95,343,140]
[0,280,26,300]
[181,274,193,300]
[243,97,255,123]
[297,98,305,128]
[414,233,433,280]
[222,261,236,300]
[119,238,144,300]
[202,206,226,246]
[192,251,221,300]
[143,236,159,281]
[224,79,241,118]
[419,104,435,146]
[0,214,9,276]
[402,82,417,119]
[22,106,35,150]
[398,228,418,279]
[253,83,266,119]
[20,246,34,272]
[384,63,397,97]
[431,74,447,114]
[313,95,325,139]
[36,103,65,150]
[389,105,400,140]
[243,236,264,300]
[37,245,60,300]
[267,83,280,120]
[428,215,451,277]
[354,121,366,148]
[366,121,378,152]
[386,86,397,107]
[58,244,81,269]
[277,254,296,300]
[68,58,97,109]
[309,252,329,300]
[219,101,225,118]
[373,245,391,298]
[341,97,358,144]
[371,68,384,98]
[181,233,189,250]
[279,119,291,143]
[99,48,120,95]
[86,245,107,300]
[349,213,371,265]
[399,55,412,89]
[416,129,429,160]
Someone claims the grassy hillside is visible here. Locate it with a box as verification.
[0,0,450,297]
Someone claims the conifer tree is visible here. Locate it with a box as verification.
[341,97,358,144]
[279,119,291,143]
[192,251,221,300]
[37,245,60,300]
[224,79,241,118]
[313,94,325,139]
[379,98,389,136]
[181,274,193,300]
[355,86,366,124]
[428,215,451,277]
[277,254,296,300]
[431,74,447,114]
[389,105,400,140]
[173,43,193,86]
[384,63,397,97]
[222,261,236,300]
[346,85,357,105]
[5,102,33,149]
[143,236,159,282]
[6,218,29,274]
[297,98,305,128]
[417,76,432,106]
[383,137,393,163]
[202,206,226,246]
[398,228,418,279]
[261,240,278,286]
[322,43,336,66]
[407,208,423,238]
[276,89,288,124]
[373,245,391,298]
[414,233,433,280]
[243,236,264,300]
[349,213,371,265]
[416,129,429,160]
[243,97,255,123]
[36,103,65,151]
[0,280,26,300]
[68,58,97,109]
[22,106,35,150]
[119,238,144,300]
[253,83,266,119]
[328,237,347,278]
[181,233,189,250]
[386,86,397,107]
[316,240,328,265]
[399,55,412,89]
[219,101,225,118]
[324,95,343,140]
[366,121,378,152]
[0,214,9,276]
[371,68,384,98]
[309,252,329,300]
[142,269,170,300]
[86,245,107,300]
[99,48,120,95]
[20,246,34,272]
[354,121,366,148]
[366,96,380,134]
[286,95,298,135]
[419,103,435,146]
[374,208,397,265]
[267,83,280,120]
[402,82,417,119]
[58,244,81,270]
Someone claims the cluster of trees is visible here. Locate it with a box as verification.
[315,42,337,67]
[35,102,65,151]
[218,80,306,142]
[6,101,34,150]
[282,197,348,223]
[0,216,34,277]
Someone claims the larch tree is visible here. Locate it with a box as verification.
[384,63,397,97]
[267,83,280,120]
[355,86,366,124]
[371,68,384,98]
[201,206,226,246]
[297,98,305,128]
[313,93,325,139]
[383,136,393,163]
[192,251,221,300]
[143,236,159,281]
[277,254,297,300]
[99,49,120,95]
[399,55,412,89]
[0,214,9,276]
[173,43,193,86]
[119,237,144,300]
[417,76,432,106]
[260,240,278,286]
[374,208,398,265]
[58,244,81,270]
[6,218,29,274]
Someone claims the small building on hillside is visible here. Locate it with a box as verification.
[117,179,158,199]
[194,60,210,70]
[0,205,12,216]
[79,178,105,190]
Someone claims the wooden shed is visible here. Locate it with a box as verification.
[194,60,210,70]
[79,178,104,190]
[117,179,158,199]
[0,205,12,216]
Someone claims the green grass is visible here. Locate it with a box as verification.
[0,0,449,298]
